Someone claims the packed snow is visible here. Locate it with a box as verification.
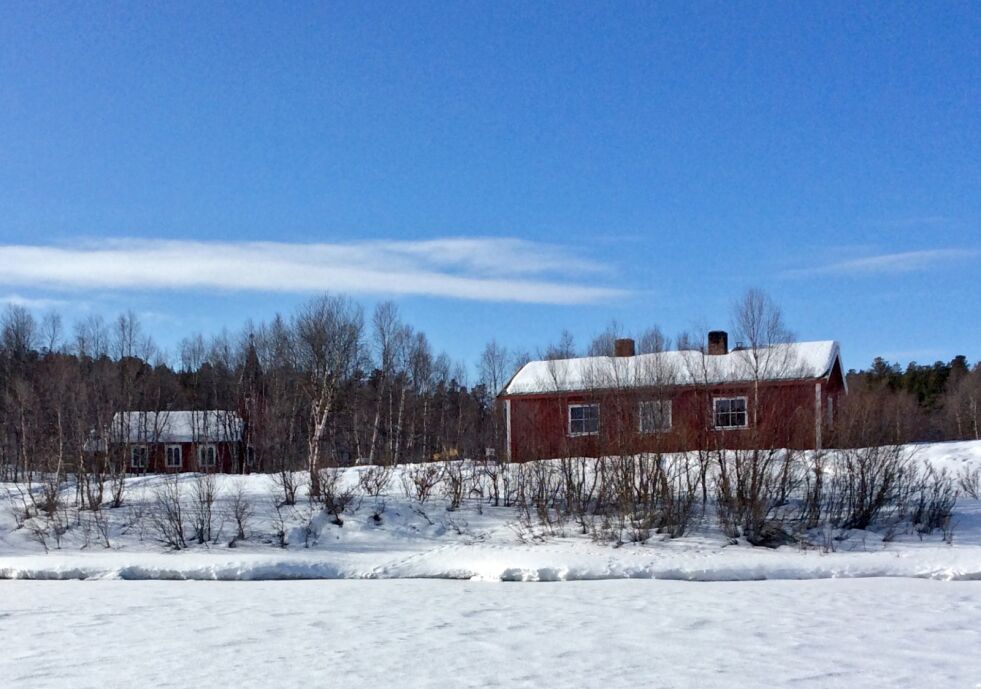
[2,441,981,582]
[2,578,980,689]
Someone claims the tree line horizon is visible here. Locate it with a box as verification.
[0,289,978,483]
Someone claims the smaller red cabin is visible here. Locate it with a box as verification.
[109,410,254,473]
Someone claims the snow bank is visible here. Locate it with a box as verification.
[3,538,981,583]
[2,440,981,582]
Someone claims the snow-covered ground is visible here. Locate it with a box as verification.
[1,440,980,582]
[2,578,980,689]
[4,442,981,687]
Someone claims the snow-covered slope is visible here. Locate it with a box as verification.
[2,441,981,582]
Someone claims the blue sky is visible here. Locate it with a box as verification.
[0,2,978,372]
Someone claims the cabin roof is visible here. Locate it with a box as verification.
[109,410,243,443]
[501,341,842,397]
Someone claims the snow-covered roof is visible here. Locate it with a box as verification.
[110,411,243,444]
[502,341,842,397]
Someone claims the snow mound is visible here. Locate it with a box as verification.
[2,440,981,582]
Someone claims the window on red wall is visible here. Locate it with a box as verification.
[130,445,148,469]
[165,445,182,469]
[713,397,748,430]
[568,403,600,436]
[197,445,217,468]
[639,400,672,433]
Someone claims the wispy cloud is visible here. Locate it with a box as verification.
[0,293,73,310]
[879,348,945,363]
[0,238,627,305]
[782,248,978,278]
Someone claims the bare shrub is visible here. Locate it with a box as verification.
[798,452,827,530]
[826,445,913,530]
[79,468,106,511]
[26,516,50,553]
[91,507,112,548]
[190,473,221,544]
[583,452,699,544]
[442,461,476,511]
[124,502,149,542]
[596,457,635,545]
[272,469,301,506]
[226,479,254,546]
[477,459,512,507]
[358,464,394,498]
[655,453,700,538]
[514,461,565,535]
[33,473,65,520]
[558,457,598,533]
[4,484,32,529]
[356,463,393,523]
[270,499,289,548]
[22,474,71,550]
[401,463,444,504]
[958,465,981,500]
[909,465,957,535]
[714,449,802,546]
[108,465,126,509]
[508,450,705,543]
[149,477,187,549]
[316,467,355,525]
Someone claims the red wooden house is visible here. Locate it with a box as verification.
[498,332,846,462]
[103,338,267,474]
[110,410,253,473]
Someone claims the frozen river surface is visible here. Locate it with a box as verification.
[2,578,980,688]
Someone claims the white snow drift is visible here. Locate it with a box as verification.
[2,441,981,582]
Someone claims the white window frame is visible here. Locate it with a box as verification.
[165,444,182,469]
[197,444,217,468]
[713,396,749,430]
[568,403,600,437]
[639,399,672,433]
[130,445,148,469]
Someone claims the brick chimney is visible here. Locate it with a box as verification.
[614,338,636,357]
[707,330,728,355]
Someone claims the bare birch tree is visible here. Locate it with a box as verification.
[293,295,363,497]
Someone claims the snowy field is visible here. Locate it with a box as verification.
[2,441,981,582]
[4,442,981,688]
[2,578,980,689]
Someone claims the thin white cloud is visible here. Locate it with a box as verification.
[878,348,945,363]
[782,248,978,278]
[0,238,627,305]
[0,293,72,310]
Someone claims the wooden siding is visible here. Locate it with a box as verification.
[118,440,255,474]
[502,373,845,462]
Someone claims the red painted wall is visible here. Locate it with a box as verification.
[503,376,844,462]
[121,441,248,474]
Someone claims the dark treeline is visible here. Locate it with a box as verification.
[845,356,981,443]
[0,298,500,483]
[2,291,976,547]
[1,294,979,487]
